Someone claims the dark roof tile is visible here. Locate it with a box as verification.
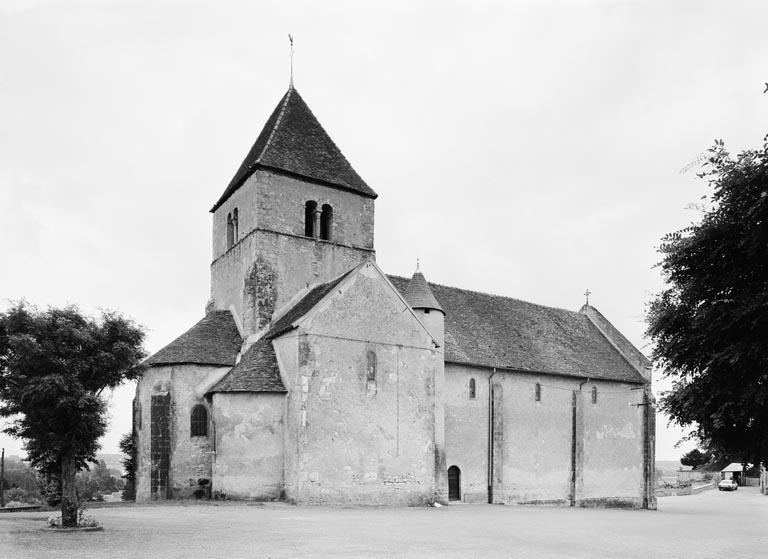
[208,338,286,393]
[145,311,241,368]
[404,270,443,312]
[389,276,645,383]
[212,87,376,211]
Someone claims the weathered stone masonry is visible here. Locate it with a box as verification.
[136,84,655,508]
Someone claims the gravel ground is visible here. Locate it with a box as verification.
[1,487,766,558]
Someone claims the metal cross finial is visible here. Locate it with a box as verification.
[416,257,421,273]
[288,34,295,87]
[584,289,592,306]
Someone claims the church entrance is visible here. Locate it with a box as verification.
[448,465,461,501]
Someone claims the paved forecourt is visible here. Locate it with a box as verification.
[1,488,766,558]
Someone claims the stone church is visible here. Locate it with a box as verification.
[134,85,656,508]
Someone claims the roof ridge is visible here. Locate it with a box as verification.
[388,274,585,317]
[255,86,293,165]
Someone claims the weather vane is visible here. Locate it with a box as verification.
[288,34,295,87]
[584,289,592,306]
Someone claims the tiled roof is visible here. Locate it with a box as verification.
[389,276,646,383]
[207,338,286,393]
[211,86,376,212]
[144,311,241,368]
[403,270,443,312]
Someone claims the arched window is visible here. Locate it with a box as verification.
[365,350,377,396]
[320,204,333,241]
[366,350,377,382]
[469,378,476,399]
[190,404,208,437]
[591,386,598,405]
[304,201,317,237]
[226,213,234,249]
[535,383,541,402]
[232,208,239,241]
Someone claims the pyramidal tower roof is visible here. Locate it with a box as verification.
[404,265,444,313]
[211,86,377,211]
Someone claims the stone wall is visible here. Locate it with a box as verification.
[276,263,442,505]
[210,170,375,335]
[580,384,644,506]
[444,366,491,503]
[212,173,261,260]
[211,392,286,500]
[135,364,229,502]
[254,170,374,250]
[444,363,649,507]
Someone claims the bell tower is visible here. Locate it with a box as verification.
[208,86,377,335]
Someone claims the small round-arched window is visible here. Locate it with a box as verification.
[469,378,476,399]
[226,213,234,249]
[320,204,333,241]
[305,201,317,237]
[190,404,208,437]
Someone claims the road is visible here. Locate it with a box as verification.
[1,487,766,558]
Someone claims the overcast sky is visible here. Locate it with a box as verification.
[1,0,766,461]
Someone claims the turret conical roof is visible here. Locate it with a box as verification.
[404,266,443,313]
[211,86,377,212]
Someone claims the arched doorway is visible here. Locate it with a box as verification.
[448,465,461,501]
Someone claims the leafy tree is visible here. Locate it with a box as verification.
[0,303,145,526]
[647,136,768,467]
[1,456,44,506]
[680,448,712,469]
[76,460,123,501]
[119,432,137,501]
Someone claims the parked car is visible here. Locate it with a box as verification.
[718,479,738,491]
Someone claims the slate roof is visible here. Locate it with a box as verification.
[208,338,286,393]
[211,86,376,212]
[388,276,646,383]
[144,311,241,368]
[403,270,443,312]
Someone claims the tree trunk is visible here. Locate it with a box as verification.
[60,455,78,527]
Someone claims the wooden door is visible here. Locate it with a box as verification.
[448,466,461,501]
